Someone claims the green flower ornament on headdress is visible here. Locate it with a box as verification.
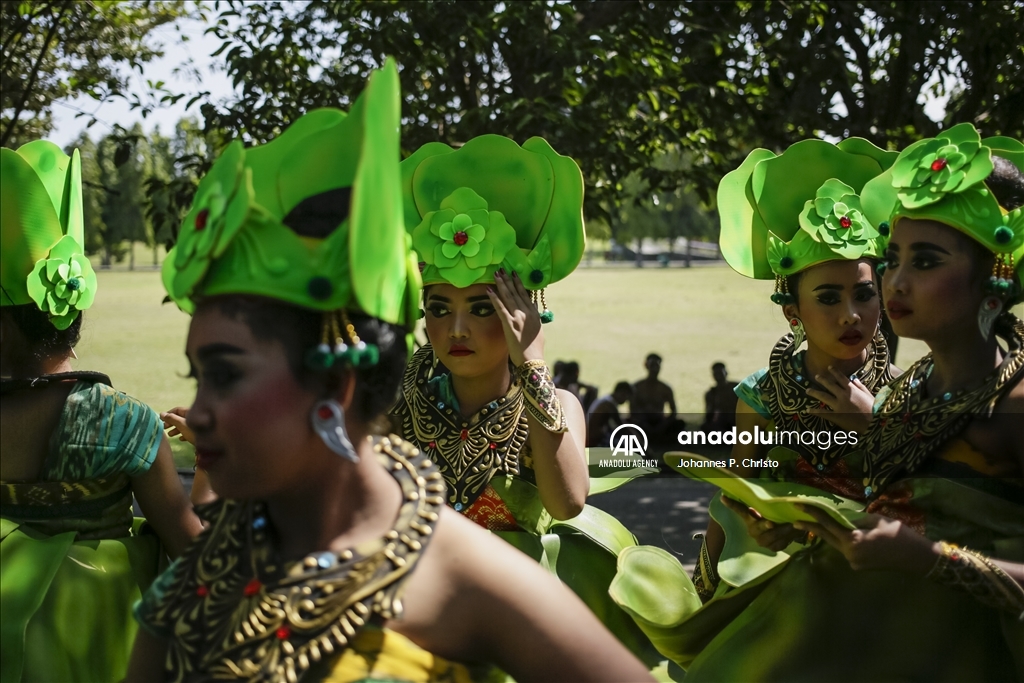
[860,124,1024,336]
[718,138,897,298]
[1,140,97,329]
[162,59,420,365]
[401,135,585,309]
[862,124,1024,287]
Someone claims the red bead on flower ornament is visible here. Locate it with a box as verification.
[839,216,852,229]
[930,158,948,172]
[453,231,469,246]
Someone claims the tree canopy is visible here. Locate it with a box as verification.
[1,0,187,147]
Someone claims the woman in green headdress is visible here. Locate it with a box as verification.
[389,136,662,667]
[689,138,899,601]
[612,126,1024,681]
[0,141,202,682]
[127,61,653,683]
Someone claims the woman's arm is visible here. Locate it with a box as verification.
[794,507,1024,614]
[399,510,654,683]
[131,435,203,557]
[526,387,589,520]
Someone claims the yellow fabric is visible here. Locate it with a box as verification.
[937,437,1022,479]
[313,627,482,683]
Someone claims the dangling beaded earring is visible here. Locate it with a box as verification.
[538,288,554,324]
[979,252,1018,341]
[304,310,380,370]
[770,274,795,306]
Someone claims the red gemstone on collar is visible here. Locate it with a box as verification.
[460,429,469,441]
[453,231,469,246]
[489,442,497,450]
[931,158,948,172]
[195,208,209,231]
[902,412,911,423]
[276,626,291,640]
[244,578,261,596]
[839,216,852,228]
[196,585,208,597]
[428,441,436,449]
[317,405,333,420]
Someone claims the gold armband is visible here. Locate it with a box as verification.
[692,533,721,604]
[514,359,567,434]
[927,542,1024,618]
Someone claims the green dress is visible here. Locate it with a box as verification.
[1,375,165,683]
[612,324,1024,681]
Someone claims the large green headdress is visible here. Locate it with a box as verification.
[163,59,420,364]
[1,140,96,330]
[400,135,585,304]
[861,123,1024,298]
[718,138,896,303]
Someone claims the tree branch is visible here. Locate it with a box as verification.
[1,1,69,147]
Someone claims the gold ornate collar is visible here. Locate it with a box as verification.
[862,314,1024,497]
[390,344,527,512]
[146,436,443,683]
[763,329,894,470]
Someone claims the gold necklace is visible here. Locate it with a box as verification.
[144,436,443,683]
[390,344,527,511]
[763,329,894,470]
[863,314,1024,497]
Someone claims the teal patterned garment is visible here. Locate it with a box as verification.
[41,380,163,481]
[734,366,770,419]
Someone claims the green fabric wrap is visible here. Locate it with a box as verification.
[0,518,162,683]
[861,124,1024,283]
[718,138,896,279]
[401,136,585,289]
[486,475,665,668]
[1,141,96,330]
[609,473,1024,680]
[162,59,420,327]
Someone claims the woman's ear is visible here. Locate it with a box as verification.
[336,369,357,411]
[782,302,800,323]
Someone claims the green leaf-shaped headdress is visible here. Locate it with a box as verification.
[718,138,897,283]
[860,123,1024,287]
[401,135,585,290]
[162,59,420,333]
[1,140,97,330]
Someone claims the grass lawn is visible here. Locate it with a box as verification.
[72,263,951,466]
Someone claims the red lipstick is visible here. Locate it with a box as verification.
[839,329,864,346]
[448,344,473,357]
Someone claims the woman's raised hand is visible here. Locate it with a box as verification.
[488,269,544,366]
[160,406,195,446]
[806,366,875,433]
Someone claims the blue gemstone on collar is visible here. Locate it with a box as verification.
[795,375,803,382]
[864,486,873,497]
[316,552,333,569]
[817,464,824,471]
[488,402,498,410]
[252,517,267,530]
[437,402,445,409]
[454,503,463,512]
[942,392,952,401]
[911,379,920,389]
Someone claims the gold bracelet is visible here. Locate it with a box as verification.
[514,359,567,434]
[926,541,1024,618]
[691,534,721,604]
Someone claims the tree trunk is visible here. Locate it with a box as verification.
[129,241,135,271]
[153,243,158,267]
[635,237,643,267]
[685,238,692,268]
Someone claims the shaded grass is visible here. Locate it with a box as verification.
[73,266,942,465]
